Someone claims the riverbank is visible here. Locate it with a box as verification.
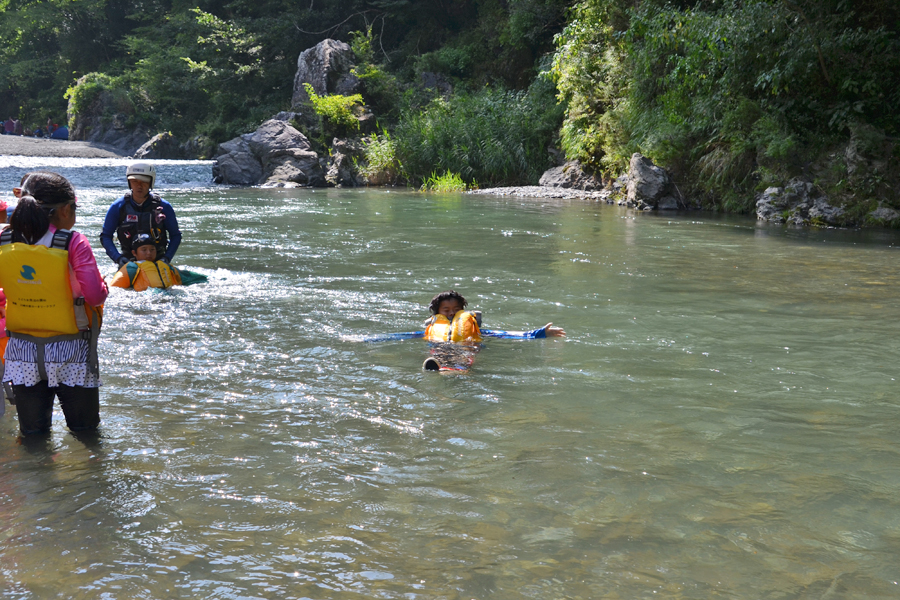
[469,185,612,202]
[0,135,129,158]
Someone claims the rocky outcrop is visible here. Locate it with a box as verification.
[624,153,685,210]
[325,138,364,187]
[419,71,453,96]
[67,76,151,155]
[867,204,900,226]
[133,132,185,159]
[213,119,324,187]
[539,161,605,191]
[291,39,359,109]
[755,179,846,226]
[70,106,150,156]
[134,132,216,160]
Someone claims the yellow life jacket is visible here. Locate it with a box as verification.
[118,260,182,290]
[0,228,103,379]
[424,310,483,343]
[0,229,93,337]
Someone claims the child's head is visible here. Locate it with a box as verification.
[429,290,467,319]
[132,233,157,261]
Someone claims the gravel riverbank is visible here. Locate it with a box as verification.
[469,185,612,201]
[0,135,129,158]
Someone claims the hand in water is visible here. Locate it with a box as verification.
[544,323,566,337]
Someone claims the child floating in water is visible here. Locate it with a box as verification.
[366,290,565,371]
[108,233,207,290]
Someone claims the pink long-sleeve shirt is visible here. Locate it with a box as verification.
[52,225,109,307]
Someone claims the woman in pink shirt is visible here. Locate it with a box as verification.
[0,172,108,435]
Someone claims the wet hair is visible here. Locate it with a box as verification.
[9,171,76,243]
[429,290,467,315]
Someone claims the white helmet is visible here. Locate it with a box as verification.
[126,162,156,188]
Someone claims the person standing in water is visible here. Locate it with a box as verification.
[0,172,108,435]
[100,162,182,266]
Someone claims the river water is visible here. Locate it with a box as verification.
[0,157,899,599]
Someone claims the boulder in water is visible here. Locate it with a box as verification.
[213,119,324,187]
[625,153,685,210]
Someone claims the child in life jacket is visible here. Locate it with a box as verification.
[108,233,182,290]
[363,290,565,371]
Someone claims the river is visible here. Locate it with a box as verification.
[1,157,899,599]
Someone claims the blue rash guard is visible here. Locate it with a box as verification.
[100,194,182,264]
[362,324,552,343]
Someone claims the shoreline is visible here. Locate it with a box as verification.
[469,185,612,202]
[0,135,130,158]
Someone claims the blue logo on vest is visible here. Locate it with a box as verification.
[20,265,37,280]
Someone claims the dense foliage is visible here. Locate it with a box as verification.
[553,0,900,211]
[0,0,567,137]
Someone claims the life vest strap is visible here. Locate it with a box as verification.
[0,228,73,248]
[50,229,72,250]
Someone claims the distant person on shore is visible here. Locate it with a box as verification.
[13,119,23,136]
[49,124,68,140]
[100,162,182,266]
[0,171,108,435]
[3,118,13,135]
[33,127,43,138]
[46,117,53,137]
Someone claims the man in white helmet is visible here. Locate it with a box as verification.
[100,162,182,266]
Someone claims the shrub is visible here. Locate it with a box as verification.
[360,130,402,185]
[303,83,363,131]
[421,171,469,192]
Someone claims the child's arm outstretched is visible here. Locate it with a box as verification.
[481,322,566,339]
[358,331,426,342]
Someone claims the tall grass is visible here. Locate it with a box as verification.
[421,171,469,192]
[394,81,563,187]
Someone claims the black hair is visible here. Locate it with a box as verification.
[132,233,155,250]
[9,171,76,243]
[429,290,467,315]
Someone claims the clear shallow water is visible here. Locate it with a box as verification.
[1,158,899,598]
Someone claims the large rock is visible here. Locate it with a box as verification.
[868,204,900,226]
[539,160,604,191]
[755,178,846,226]
[213,119,325,186]
[133,132,185,159]
[291,39,359,109]
[325,137,364,187]
[625,153,685,210]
